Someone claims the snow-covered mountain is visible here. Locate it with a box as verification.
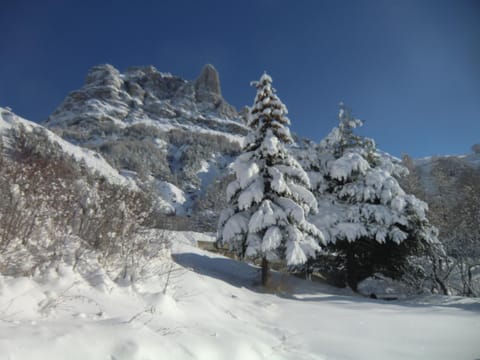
[44,64,249,220]
[46,63,247,140]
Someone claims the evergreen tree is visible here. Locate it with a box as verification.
[310,103,441,291]
[217,73,324,286]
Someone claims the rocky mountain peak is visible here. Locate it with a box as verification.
[47,63,243,129]
[195,64,221,96]
[85,64,123,89]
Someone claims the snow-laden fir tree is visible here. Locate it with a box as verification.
[308,103,442,291]
[217,73,324,286]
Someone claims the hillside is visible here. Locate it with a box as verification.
[403,153,480,244]
[413,153,480,196]
[0,107,134,188]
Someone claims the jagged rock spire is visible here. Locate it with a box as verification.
[194,63,222,99]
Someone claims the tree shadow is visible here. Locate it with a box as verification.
[283,293,480,313]
[172,252,260,289]
[173,252,480,313]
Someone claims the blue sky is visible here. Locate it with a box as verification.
[1,0,479,157]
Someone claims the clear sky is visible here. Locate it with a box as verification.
[1,0,479,157]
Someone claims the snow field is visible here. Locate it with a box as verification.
[0,231,479,359]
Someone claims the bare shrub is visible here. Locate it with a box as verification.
[0,125,168,278]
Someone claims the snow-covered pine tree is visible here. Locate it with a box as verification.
[309,103,442,292]
[217,73,324,286]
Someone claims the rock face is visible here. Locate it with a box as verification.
[47,63,240,129]
[85,64,123,88]
[195,64,221,98]
[45,63,248,222]
[191,64,238,118]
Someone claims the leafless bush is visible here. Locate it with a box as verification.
[401,155,480,296]
[0,125,168,278]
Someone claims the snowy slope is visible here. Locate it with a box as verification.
[414,153,480,195]
[0,107,135,188]
[0,231,478,360]
[416,153,480,168]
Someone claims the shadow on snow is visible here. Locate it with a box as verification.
[172,252,259,289]
[173,252,480,313]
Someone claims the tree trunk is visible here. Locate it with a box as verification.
[346,246,358,292]
[466,264,475,297]
[261,256,270,287]
[431,255,449,295]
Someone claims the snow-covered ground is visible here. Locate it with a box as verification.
[0,231,479,360]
